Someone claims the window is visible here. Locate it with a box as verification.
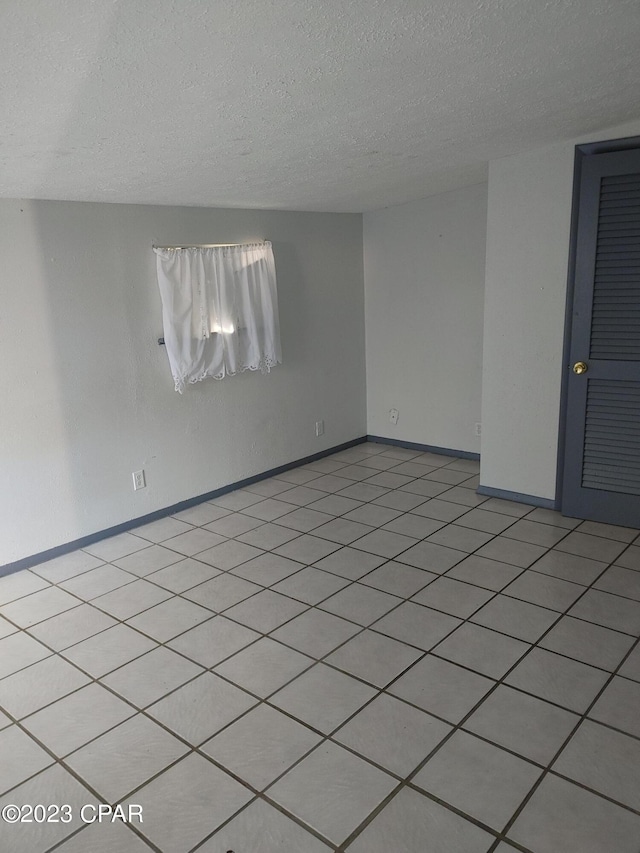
[154,241,281,392]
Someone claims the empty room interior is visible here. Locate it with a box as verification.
[2,2,640,852]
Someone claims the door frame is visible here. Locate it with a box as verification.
[556,133,640,513]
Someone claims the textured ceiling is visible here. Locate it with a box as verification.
[1,0,639,212]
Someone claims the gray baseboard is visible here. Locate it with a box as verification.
[366,435,480,461]
[476,484,558,510]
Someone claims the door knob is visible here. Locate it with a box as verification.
[573,361,588,375]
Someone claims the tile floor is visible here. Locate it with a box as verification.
[1,442,640,852]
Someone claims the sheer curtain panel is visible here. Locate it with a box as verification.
[154,242,282,392]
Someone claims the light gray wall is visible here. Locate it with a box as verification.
[364,183,487,452]
[0,200,365,565]
[481,117,640,500]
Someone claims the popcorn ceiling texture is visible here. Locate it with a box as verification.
[1,0,639,211]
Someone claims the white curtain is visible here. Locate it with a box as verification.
[154,242,281,392]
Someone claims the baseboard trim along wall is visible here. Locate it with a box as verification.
[476,484,558,510]
[1,436,369,578]
[366,435,480,461]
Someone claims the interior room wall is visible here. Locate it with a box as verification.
[363,183,488,453]
[0,200,365,566]
[481,117,640,502]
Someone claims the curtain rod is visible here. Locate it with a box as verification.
[152,241,266,250]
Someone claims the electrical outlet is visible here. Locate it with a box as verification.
[475,422,482,437]
[315,420,325,437]
[132,469,146,491]
[389,408,399,425]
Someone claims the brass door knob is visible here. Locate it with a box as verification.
[573,361,588,375]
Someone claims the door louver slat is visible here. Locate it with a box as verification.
[594,273,640,280]
[599,211,640,221]
[600,189,640,201]
[598,222,640,238]
[595,254,640,263]
[586,410,640,422]
[600,198,640,210]
[585,442,640,454]
[593,320,640,329]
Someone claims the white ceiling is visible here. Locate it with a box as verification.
[1,0,639,212]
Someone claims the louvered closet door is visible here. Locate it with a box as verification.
[562,147,640,526]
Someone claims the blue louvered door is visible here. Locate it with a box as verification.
[562,147,640,525]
